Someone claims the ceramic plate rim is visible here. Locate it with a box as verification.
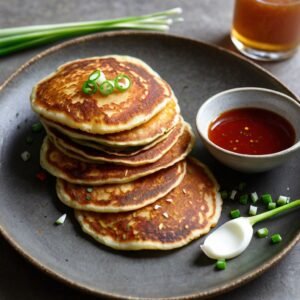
[0,31,299,300]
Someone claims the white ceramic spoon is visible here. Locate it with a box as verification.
[201,199,300,260]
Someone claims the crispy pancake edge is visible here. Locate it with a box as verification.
[56,161,186,212]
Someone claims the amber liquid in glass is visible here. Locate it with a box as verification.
[231,0,300,60]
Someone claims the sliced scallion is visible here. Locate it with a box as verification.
[251,192,259,203]
[99,80,114,95]
[238,182,246,191]
[277,195,290,206]
[230,209,240,219]
[82,80,97,95]
[261,194,273,205]
[88,69,101,81]
[271,233,282,244]
[55,213,67,225]
[115,74,131,92]
[268,202,277,210]
[21,151,31,161]
[256,227,269,238]
[31,122,43,132]
[215,259,226,270]
[248,205,258,216]
[239,194,249,205]
[220,190,228,200]
[230,190,237,200]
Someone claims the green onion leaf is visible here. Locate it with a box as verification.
[277,195,290,206]
[31,122,43,132]
[99,81,114,96]
[230,190,237,200]
[55,213,67,225]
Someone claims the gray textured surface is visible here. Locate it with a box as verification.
[0,0,299,299]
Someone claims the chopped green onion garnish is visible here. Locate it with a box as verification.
[55,213,67,225]
[239,194,249,205]
[114,74,131,92]
[268,202,277,210]
[261,193,273,205]
[88,69,101,81]
[277,195,290,206]
[230,190,237,200]
[271,233,282,244]
[26,136,33,144]
[249,205,258,216]
[86,195,91,201]
[220,190,228,200]
[238,182,246,191]
[82,80,97,95]
[31,122,43,132]
[21,151,31,161]
[215,259,226,270]
[99,80,114,95]
[86,187,93,193]
[251,192,259,203]
[230,209,240,219]
[256,227,269,238]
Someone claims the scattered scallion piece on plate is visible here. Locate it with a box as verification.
[26,136,33,144]
[261,193,273,205]
[55,213,67,225]
[250,192,259,203]
[31,122,43,132]
[239,194,249,205]
[277,195,290,206]
[230,209,240,219]
[215,259,227,270]
[268,202,277,210]
[220,190,228,200]
[271,233,282,244]
[21,151,31,161]
[256,227,269,238]
[230,190,237,200]
[248,205,257,216]
[238,182,246,191]
[0,8,183,56]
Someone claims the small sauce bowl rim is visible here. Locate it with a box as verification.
[196,87,300,159]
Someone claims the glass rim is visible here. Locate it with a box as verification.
[256,0,300,6]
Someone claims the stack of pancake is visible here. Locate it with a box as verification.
[31,56,222,250]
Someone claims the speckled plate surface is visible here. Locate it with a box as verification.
[0,32,299,299]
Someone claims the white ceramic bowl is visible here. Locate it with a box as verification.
[196,87,300,173]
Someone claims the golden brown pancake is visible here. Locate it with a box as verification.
[31,56,172,134]
[40,124,194,185]
[74,157,222,250]
[56,161,186,212]
[47,120,184,166]
[40,98,180,147]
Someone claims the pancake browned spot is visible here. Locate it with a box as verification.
[31,56,172,134]
[47,119,184,166]
[74,157,222,250]
[41,97,180,147]
[40,124,194,185]
[56,161,186,212]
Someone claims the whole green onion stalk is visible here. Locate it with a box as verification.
[0,8,183,56]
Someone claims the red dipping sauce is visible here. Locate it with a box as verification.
[208,107,295,155]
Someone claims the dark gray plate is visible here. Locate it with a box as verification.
[0,32,299,299]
